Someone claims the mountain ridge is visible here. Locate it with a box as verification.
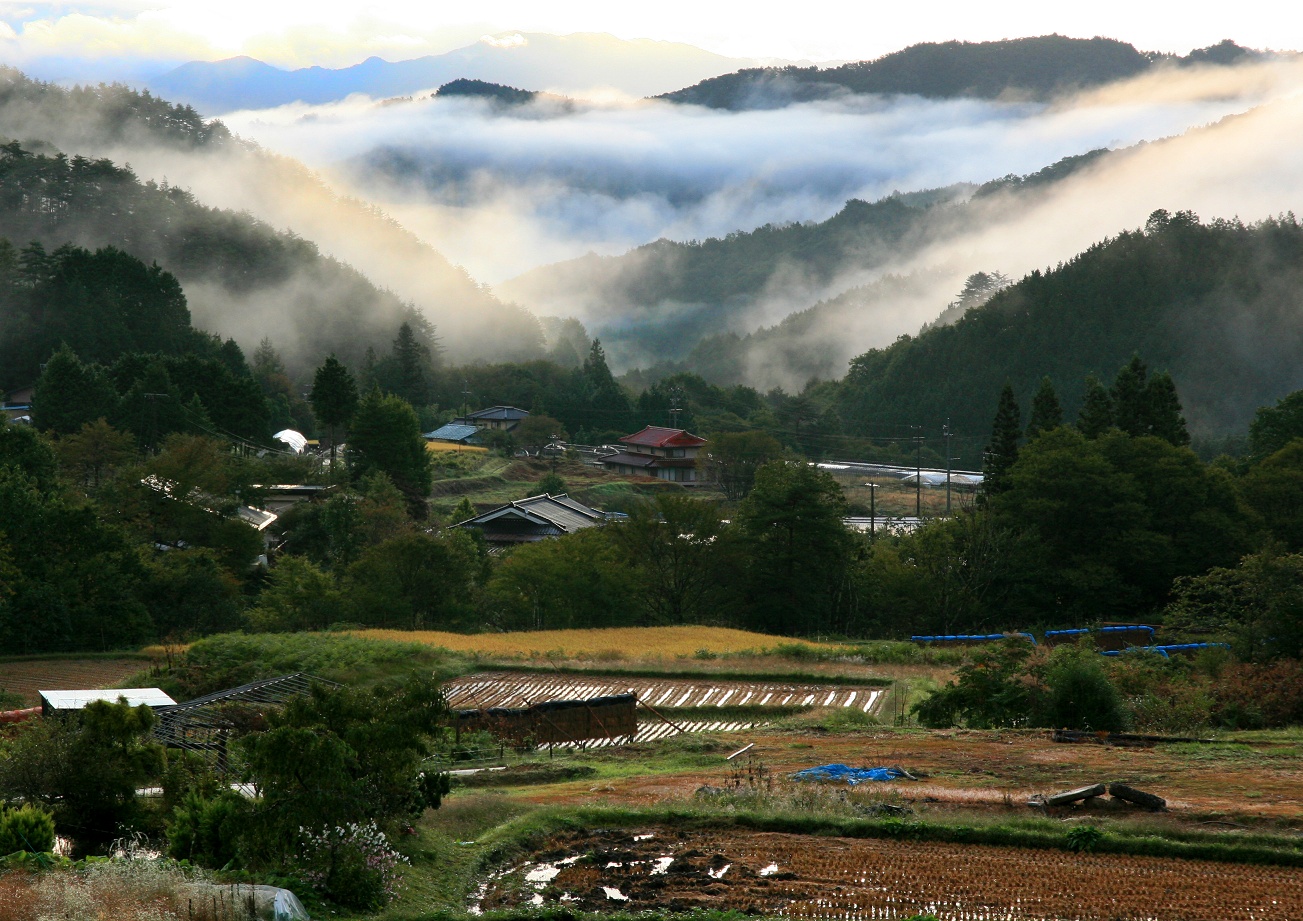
[148,33,752,113]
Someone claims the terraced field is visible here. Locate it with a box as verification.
[475,826,1303,920]
[444,672,886,713]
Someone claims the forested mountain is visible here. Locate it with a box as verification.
[0,141,427,383]
[500,151,1109,370]
[148,34,749,114]
[0,68,544,371]
[659,37,1269,110]
[834,211,1303,443]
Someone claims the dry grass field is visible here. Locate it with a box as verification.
[352,626,830,661]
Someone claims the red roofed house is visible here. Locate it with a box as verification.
[598,426,707,484]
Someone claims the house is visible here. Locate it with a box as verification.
[2,386,34,423]
[453,405,530,432]
[424,422,481,445]
[598,426,707,484]
[252,484,337,514]
[453,493,607,546]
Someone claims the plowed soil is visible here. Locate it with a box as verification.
[0,658,149,705]
[475,826,1303,920]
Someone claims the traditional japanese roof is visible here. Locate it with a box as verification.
[454,493,605,541]
[465,405,530,422]
[599,452,696,469]
[619,426,707,449]
[425,423,481,443]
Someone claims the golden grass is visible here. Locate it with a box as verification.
[349,626,829,661]
[426,441,489,454]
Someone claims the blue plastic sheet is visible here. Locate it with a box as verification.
[791,764,907,784]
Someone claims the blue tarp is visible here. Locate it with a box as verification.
[791,764,908,784]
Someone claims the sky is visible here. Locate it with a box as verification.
[2,0,1300,77]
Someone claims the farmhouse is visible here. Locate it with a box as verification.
[598,425,706,483]
[453,405,530,432]
[453,493,607,546]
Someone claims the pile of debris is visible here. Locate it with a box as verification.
[1029,782,1166,811]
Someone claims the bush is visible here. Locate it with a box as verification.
[166,791,248,868]
[0,804,55,855]
[1212,660,1303,728]
[299,821,407,910]
[1043,647,1128,731]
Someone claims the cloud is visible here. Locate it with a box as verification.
[218,57,1303,285]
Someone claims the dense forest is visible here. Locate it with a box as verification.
[834,211,1303,445]
[659,37,1268,110]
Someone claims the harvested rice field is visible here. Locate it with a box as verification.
[444,671,886,713]
[473,826,1303,920]
[354,626,830,660]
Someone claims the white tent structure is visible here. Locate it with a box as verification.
[273,429,308,454]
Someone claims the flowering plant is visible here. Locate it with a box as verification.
[298,821,407,910]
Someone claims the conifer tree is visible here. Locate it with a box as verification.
[982,382,1021,497]
[311,355,359,466]
[1144,370,1190,446]
[391,322,430,407]
[1110,355,1149,437]
[1025,376,1063,439]
[32,344,119,435]
[1077,375,1114,438]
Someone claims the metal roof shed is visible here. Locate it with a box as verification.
[39,688,177,717]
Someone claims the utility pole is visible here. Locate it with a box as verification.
[865,482,878,540]
[143,392,167,455]
[944,420,953,516]
[668,387,683,429]
[911,425,923,519]
[461,379,471,420]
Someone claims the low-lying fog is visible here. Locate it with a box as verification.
[221,58,1303,284]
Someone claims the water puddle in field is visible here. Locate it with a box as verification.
[759,863,780,876]
[602,886,629,901]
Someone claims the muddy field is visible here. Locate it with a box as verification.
[473,826,1303,920]
[0,658,149,705]
[445,672,886,714]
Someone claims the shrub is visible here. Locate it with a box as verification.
[0,804,55,854]
[913,640,1045,729]
[166,791,248,868]
[1212,660,1303,728]
[298,821,407,910]
[1043,647,1128,731]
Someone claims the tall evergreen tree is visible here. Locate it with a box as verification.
[1144,370,1190,446]
[1110,355,1149,437]
[390,322,430,407]
[1077,375,1114,438]
[32,345,119,435]
[346,389,432,519]
[1025,376,1063,439]
[310,355,359,466]
[581,339,631,435]
[982,382,1021,497]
